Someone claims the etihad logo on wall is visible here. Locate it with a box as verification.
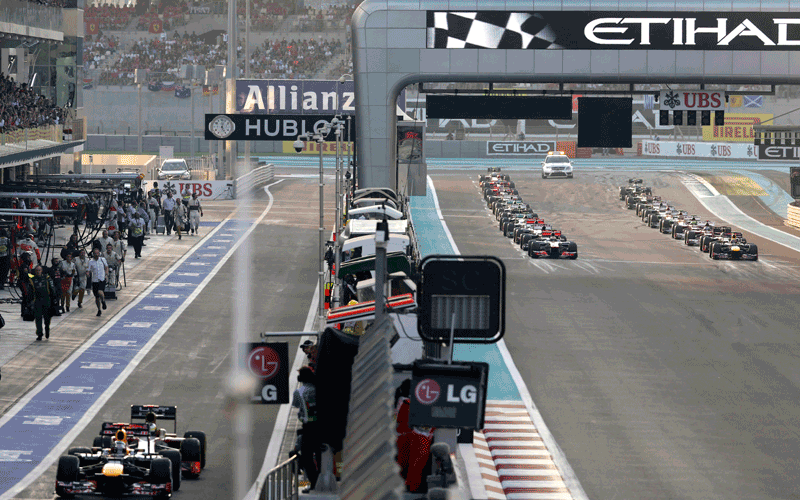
[427,12,800,50]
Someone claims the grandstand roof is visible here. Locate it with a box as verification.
[0,139,85,169]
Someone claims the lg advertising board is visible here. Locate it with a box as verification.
[243,342,289,404]
[408,360,489,429]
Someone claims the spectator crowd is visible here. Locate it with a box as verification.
[85,3,135,30]
[95,32,345,86]
[0,74,67,134]
[83,34,121,72]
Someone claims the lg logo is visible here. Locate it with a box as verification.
[415,379,478,405]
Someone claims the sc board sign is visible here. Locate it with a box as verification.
[244,342,289,404]
[408,361,489,429]
[487,141,555,156]
[418,255,505,344]
[205,114,356,142]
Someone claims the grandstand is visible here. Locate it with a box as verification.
[0,0,86,179]
[81,0,354,139]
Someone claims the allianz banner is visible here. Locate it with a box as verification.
[427,12,800,51]
[236,79,406,115]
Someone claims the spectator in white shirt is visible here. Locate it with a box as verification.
[87,247,109,317]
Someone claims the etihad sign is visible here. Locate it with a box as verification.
[427,12,800,51]
[585,17,800,47]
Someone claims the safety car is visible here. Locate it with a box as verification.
[541,151,574,179]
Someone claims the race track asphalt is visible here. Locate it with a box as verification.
[433,169,800,500]
[13,178,329,500]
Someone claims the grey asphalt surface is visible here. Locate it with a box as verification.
[433,169,800,500]
[14,178,329,500]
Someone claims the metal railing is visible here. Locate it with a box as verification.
[0,124,64,147]
[260,455,300,500]
[0,0,63,32]
[233,164,275,198]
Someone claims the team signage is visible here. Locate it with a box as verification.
[234,79,407,115]
[418,255,505,344]
[204,114,356,142]
[758,144,800,161]
[640,140,756,160]
[659,91,725,111]
[487,141,556,156]
[427,12,800,50]
[244,342,289,404]
[142,180,234,200]
[408,361,489,429]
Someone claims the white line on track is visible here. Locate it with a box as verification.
[427,176,590,500]
[244,280,319,500]
[0,180,284,500]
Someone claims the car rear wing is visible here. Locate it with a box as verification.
[131,405,177,433]
[100,422,151,438]
[628,178,643,184]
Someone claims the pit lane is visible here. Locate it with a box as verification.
[9,178,332,500]
[433,168,800,500]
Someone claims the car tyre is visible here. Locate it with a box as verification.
[159,449,182,491]
[749,244,758,260]
[55,455,79,499]
[180,438,203,477]
[184,431,207,469]
[149,458,172,495]
[68,447,91,458]
[92,436,103,448]
[711,242,721,259]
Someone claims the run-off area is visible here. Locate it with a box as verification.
[433,168,800,500]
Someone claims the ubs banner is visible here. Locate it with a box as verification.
[427,12,800,51]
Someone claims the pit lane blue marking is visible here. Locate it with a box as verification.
[408,184,521,402]
[0,220,264,497]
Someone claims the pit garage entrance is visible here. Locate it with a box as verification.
[352,1,800,191]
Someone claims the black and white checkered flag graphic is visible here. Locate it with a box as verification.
[427,12,559,49]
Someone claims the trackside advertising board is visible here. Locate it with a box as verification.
[244,342,290,404]
[427,12,800,51]
[640,140,756,159]
[234,79,406,115]
[487,141,556,156]
[142,180,234,200]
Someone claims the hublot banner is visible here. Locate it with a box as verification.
[487,141,556,156]
[427,12,800,51]
[204,114,356,142]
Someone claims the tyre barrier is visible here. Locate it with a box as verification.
[787,202,800,230]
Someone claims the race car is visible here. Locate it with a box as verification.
[644,204,674,228]
[513,217,545,244]
[527,230,578,259]
[518,221,553,251]
[670,215,704,240]
[619,178,652,201]
[634,195,662,217]
[709,232,758,260]
[699,225,733,253]
[55,405,206,498]
[658,210,688,234]
[479,167,503,184]
[684,222,715,246]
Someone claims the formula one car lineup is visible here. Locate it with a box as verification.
[480,168,578,259]
[55,405,206,498]
[618,178,759,261]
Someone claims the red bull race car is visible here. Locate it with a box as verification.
[55,405,206,498]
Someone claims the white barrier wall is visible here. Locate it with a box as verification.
[641,140,757,160]
[141,180,234,200]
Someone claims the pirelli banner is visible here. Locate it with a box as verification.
[702,114,773,143]
[427,12,800,50]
